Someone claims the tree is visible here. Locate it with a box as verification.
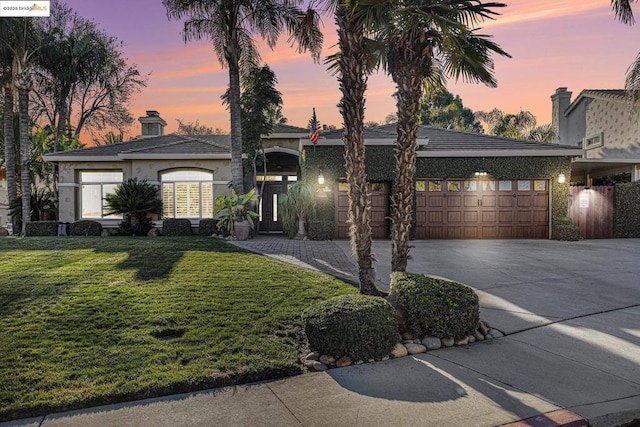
[104,178,162,236]
[419,87,483,132]
[33,2,147,144]
[234,65,283,192]
[476,108,554,141]
[326,1,382,295]
[363,0,510,272]
[175,119,224,135]
[163,0,323,195]
[611,0,640,98]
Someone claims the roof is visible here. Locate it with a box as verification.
[313,124,583,157]
[565,89,630,116]
[43,134,232,162]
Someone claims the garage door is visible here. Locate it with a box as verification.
[335,181,390,239]
[415,179,549,239]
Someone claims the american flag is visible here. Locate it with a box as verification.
[308,108,319,145]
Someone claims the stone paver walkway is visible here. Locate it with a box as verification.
[229,235,359,285]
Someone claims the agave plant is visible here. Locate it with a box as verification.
[104,178,162,236]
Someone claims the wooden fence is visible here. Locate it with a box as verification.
[569,186,614,239]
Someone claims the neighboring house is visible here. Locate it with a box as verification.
[551,87,640,184]
[44,111,582,239]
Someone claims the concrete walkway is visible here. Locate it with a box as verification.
[4,237,640,427]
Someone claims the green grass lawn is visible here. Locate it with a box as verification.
[0,237,357,421]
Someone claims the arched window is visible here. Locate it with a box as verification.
[161,170,214,219]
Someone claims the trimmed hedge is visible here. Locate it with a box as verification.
[69,220,102,237]
[551,216,582,241]
[302,294,399,361]
[391,272,479,340]
[198,219,218,236]
[307,220,334,240]
[25,221,58,237]
[162,219,192,236]
[615,182,640,237]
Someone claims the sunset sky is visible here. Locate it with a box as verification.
[63,0,639,137]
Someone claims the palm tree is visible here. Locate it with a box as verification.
[104,178,162,236]
[163,0,323,195]
[364,1,510,272]
[611,0,640,97]
[317,1,381,296]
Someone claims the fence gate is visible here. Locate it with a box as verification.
[569,186,614,238]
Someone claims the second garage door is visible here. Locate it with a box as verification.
[415,179,549,239]
[335,181,390,239]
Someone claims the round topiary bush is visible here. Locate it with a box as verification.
[391,272,479,340]
[302,294,399,361]
[69,220,103,236]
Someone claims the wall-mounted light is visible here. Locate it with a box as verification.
[558,173,566,184]
[318,167,325,185]
[474,168,488,177]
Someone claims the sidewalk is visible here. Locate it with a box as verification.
[4,237,640,427]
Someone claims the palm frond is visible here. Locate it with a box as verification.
[612,0,636,25]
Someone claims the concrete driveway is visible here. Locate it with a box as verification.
[337,238,640,334]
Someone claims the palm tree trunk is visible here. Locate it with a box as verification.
[228,59,244,195]
[18,87,31,236]
[336,5,380,296]
[391,74,423,272]
[4,85,18,232]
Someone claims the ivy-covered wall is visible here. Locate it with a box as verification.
[614,182,640,237]
[301,145,573,236]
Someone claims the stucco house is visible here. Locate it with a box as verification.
[551,87,640,184]
[44,111,582,239]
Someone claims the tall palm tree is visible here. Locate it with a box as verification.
[0,17,41,235]
[611,0,640,97]
[318,0,381,295]
[364,1,510,272]
[163,0,323,195]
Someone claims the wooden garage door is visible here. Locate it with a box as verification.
[415,179,549,239]
[335,181,390,239]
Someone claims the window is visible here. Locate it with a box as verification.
[162,170,214,219]
[415,180,426,192]
[498,180,512,191]
[583,133,603,149]
[80,171,123,219]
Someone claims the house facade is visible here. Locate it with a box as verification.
[44,111,582,239]
[551,87,640,184]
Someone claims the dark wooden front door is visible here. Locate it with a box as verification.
[260,182,284,233]
[415,179,550,239]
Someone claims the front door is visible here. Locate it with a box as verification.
[260,182,285,233]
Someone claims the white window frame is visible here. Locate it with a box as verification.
[583,132,604,150]
[161,170,214,219]
[79,171,123,219]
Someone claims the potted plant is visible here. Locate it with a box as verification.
[214,188,259,240]
[279,181,316,239]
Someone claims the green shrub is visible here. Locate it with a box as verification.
[307,220,334,240]
[615,182,640,237]
[69,220,103,236]
[551,217,582,241]
[163,219,192,236]
[391,272,479,339]
[115,216,153,236]
[302,294,399,361]
[197,219,219,236]
[25,221,58,237]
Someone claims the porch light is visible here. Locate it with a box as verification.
[318,168,325,185]
[474,168,488,177]
[558,173,566,184]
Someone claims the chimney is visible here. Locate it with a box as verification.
[138,110,166,137]
[550,88,572,144]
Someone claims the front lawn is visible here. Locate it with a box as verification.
[0,237,357,421]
